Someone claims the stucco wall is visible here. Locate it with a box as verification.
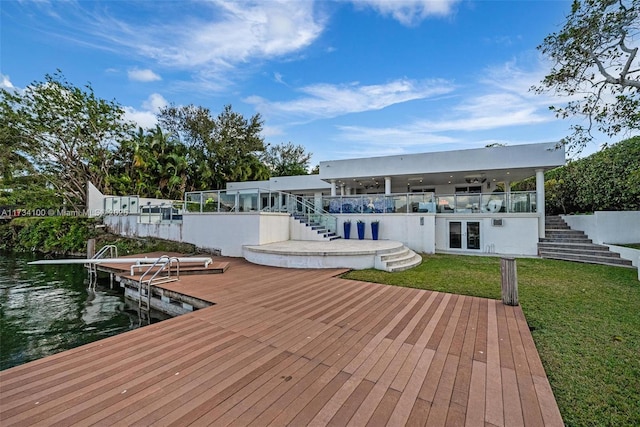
[183,213,291,256]
[336,214,436,254]
[104,211,540,258]
[434,214,539,256]
[104,212,291,257]
[260,214,292,243]
[562,211,640,244]
[104,215,184,244]
[86,181,104,217]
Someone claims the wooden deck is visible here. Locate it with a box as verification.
[0,257,564,426]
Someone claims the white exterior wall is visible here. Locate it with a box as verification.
[260,214,291,243]
[336,214,436,254]
[86,181,104,217]
[103,211,540,258]
[104,215,184,244]
[434,214,539,256]
[605,245,640,267]
[183,213,291,256]
[104,215,139,237]
[562,211,640,244]
[104,212,291,257]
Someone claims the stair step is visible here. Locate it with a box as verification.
[539,248,625,259]
[539,216,635,267]
[380,248,411,262]
[545,229,587,236]
[539,237,593,244]
[538,244,611,253]
[386,251,419,267]
[388,254,423,272]
[540,253,633,267]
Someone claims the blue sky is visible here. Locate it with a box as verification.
[2,0,607,166]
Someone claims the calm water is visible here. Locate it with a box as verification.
[0,252,158,370]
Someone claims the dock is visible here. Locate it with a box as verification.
[0,257,563,426]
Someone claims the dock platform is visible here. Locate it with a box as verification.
[0,257,563,426]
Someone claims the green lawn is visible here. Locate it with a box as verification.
[343,254,640,427]
[618,243,640,250]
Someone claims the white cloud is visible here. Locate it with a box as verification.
[352,0,460,26]
[246,78,455,119]
[331,58,561,151]
[128,68,161,82]
[262,125,285,139]
[90,1,325,82]
[0,74,15,90]
[124,107,157,129]
[123,93,168,129]
[18,1,326,92]
[142,93,168,112]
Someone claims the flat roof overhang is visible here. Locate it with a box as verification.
[319,142,565,190]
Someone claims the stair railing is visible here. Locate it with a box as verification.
[283,193,337,235]
[86,244,118,289]
[137,255,180,312]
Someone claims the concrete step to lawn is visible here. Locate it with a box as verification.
[375,246,422,272]
[540,215,633,267]
[540,251,633,267]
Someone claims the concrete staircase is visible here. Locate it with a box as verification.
[538,216,633,267]
[292,214,341,241]
[375,246,422,272]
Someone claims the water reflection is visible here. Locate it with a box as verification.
[0,252,165,370]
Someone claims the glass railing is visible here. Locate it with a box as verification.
[184,189,338,234]
[139,202,184,224]
[322,191,537,214]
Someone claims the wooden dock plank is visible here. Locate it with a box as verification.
[0,257,563,427]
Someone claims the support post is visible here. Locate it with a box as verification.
[501,257,518,306]
[87,238,96,258]
[330,180,337,197]
[535,168,545,239]
[385,177,392,195]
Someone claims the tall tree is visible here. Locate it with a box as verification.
[261,142,313,176]
[110,126,189,200]
[534,0,640,153]
[158,104,267,189]
[0,71,133,210]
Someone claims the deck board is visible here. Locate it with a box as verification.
[0,257,563,426]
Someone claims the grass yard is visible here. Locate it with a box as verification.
[343,254,640,426]
[619,243,640,250]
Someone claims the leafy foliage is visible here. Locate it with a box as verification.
[0,175,63,210]
[110,126,188,200]
[4,217,97,254]
[534,0,640,154]
[0,71,134,210]
[514,137,640,213]
[1,72,314,208]
[261,142,313,176]
[158,104,270,190]
[0,216,197,255]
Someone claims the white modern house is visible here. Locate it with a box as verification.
[97,142,570,270]
[225,142,564,254]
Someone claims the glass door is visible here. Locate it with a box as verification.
[449,221,480,250]
[449,222,462,249]
[466,221,480,250]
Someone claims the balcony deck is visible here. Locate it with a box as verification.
[0,257,563,426]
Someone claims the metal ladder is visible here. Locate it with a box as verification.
[137,255,180,313]
[86,245,118,289]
